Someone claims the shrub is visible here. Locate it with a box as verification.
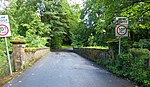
[129,48,150,86]
[133,39,150,49]
[97,48,150,86]
[0,48,9,77]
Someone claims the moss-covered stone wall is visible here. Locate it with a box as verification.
[73,48,112,61]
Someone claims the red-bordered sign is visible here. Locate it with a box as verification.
[116,24,128,36]
[0,24,9,36]
[0,15,11,37]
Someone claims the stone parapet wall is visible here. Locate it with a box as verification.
[24,48,50,65]
[12,41,50,71]
[73,48,150,69]
[73,48,112,60]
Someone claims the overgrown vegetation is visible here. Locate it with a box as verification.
[0,0,150,86]
[71,0,150,86]
[0,0,80,78]
[82,46,108,49]
[0,39,9,77]
[72,0,150,47]
[96,48,150,86]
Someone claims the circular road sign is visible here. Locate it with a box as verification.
[116,25,128,36]
[0,24,9,36]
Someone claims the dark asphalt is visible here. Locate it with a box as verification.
[3,52,136,87]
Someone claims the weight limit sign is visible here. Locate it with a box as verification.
[0,24,11,37]
[115,25,128,36]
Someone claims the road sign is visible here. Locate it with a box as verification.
[0,15,11,37]
[116,17,128,25]
[115,24,128,36]
[0,15,10,23]
[115,17,128,57]
[0,23,11,37]
[0,15,12,75]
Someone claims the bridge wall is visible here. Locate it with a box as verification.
[73,48,150,69]
[73,48,112,61]
[24,48,50,65]
[12,42,50,71]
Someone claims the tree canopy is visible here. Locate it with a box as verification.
[0,0,149,49]
[72,0,150,47]
[0,0,81,48]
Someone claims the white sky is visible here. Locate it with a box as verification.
[0,0,9,10]
[68,0,85,6]
[0,0,85,10]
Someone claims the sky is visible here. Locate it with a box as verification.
[0,0,85,10]
[0,0,9,10]
[68,0,85,6]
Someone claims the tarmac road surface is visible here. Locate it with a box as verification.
[3,52,136,87]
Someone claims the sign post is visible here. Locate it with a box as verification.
[119,37,121,55]
[4,37,12,75]
[115,17,128,56]
[0,15,12,75]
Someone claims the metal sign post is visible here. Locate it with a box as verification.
[118,37,121,55]
[0,15,12,75]
[4,37,12,75]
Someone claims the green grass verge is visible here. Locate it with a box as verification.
[61,45,73,48]
[82,46,109,49]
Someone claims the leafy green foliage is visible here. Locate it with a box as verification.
[72,1,150,86]
[71,22,86,47]
[72,0,150,48]
[0,0,80,77]
[39,0,79,49]
[133,39,150,49]
[1,0,48,47]
[129,48,150,86]
[72,0,129,47]
[0,0,81,77]
[0,39,9,77]
[121,2,150,41]
[97,48,150,86]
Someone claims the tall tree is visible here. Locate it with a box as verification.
[72,0,150,47]
[121,2,150,41]
[39,0,80,48]
[1,0,48,47]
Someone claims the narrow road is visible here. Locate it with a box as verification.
[4,52,136,87]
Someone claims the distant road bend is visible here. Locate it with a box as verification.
[3,52,136,87]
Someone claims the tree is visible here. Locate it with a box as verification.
[72,0,150,47]
[121,2,150,41]
[39,0,80,48]
[1,0,48,47]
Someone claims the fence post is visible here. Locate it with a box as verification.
[11,41,25,71]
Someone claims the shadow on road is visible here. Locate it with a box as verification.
[51,48,74,52]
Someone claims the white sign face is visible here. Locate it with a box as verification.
[115,24,128,36]
[0,15,11,37]
[0,23,11,37]
[116,17,128,24]
[0,15,9,23]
